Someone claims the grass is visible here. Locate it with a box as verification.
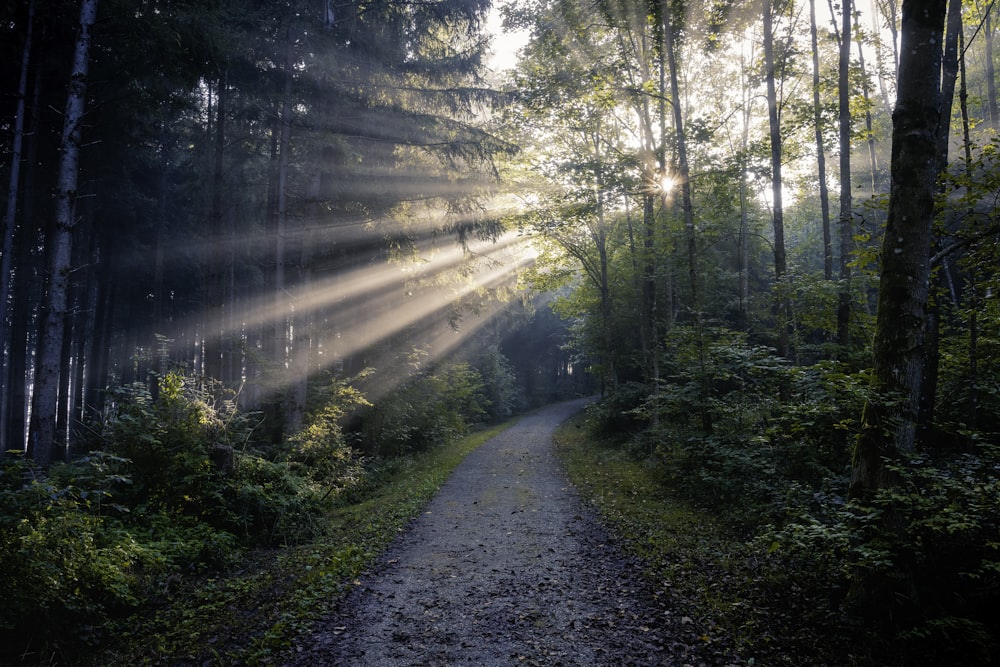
[93,420,516,666]
[552,410,849,666]
[552,412,747,655]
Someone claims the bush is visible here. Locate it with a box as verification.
[767,445,1000,665]
[362,362,488,455]
[0,370,360,662]
[0,455,145,656]
[587,381,651,439]
[474,345,523,421]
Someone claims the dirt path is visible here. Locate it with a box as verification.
[286,399,723,666]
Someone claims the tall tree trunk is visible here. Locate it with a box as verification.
[986,7,998,126]
[763,0,791,359]
[850,0,948,501]
[1,0,35,446]
[204,74,226,382]
[809,0,834,281]
[275,35,294,434]
[871,0,896,115]
[85,239,112,422]
[919,0,963,438]
[28,0,98,467]
[597,194,616,393]
[855,20,879,192]
[7,63,45,452]
[878,0,901,74]
[837,0,853,350]
[664,0,708,430]
[735,35,755,331]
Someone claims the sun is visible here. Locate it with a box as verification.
[658,173,677,194]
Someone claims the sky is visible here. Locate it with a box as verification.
[486,5,531,71]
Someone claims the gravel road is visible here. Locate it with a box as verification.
[286,398,728,666]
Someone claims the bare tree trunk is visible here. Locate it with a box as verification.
[871,0,896,115]
[763,0,791,360]
[878,0,900,75]
[919,0,963,439]
[664,0,709,430]
[986,7,998,126]
[855,20,879,192]
[809,0,834,281]
[1,0,35,445]
[837,0,853,350]
[204,74,226,382]
[850,0,948,501]
[275,34,294,434]
[28,0,98,467]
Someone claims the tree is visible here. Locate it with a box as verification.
[850,0,948,498]
[808,0,834,281]
[762,0,791,359]
[836,0,853,350]
[1,0,34,449]
[28,0,99,467]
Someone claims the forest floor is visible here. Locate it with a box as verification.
[283,398,738,666]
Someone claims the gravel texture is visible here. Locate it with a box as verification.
[286,399,729,666]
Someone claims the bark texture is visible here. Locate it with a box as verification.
[29,0,98,466]
[850,0,948,500]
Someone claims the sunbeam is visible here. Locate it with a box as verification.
[161,227,539,394]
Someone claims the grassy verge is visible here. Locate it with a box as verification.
[552,413,744,656]
[94,420,516,666]
[553,411,848,666]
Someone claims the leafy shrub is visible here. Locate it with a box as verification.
[474,345,523,421]
[767,446,1000,665]
[0,455,145,656]
[87,371,327,547]
[286,376,368,486]
[0,369,368,662]
[362,362,488,455]
[587,381,651,439]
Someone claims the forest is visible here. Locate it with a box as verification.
[1,0,999,664]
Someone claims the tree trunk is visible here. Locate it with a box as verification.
[28,0,99,467]
[986,8,998,126]
[919,0,963,438]
[850,0,948,501]
[274,34,294,434]
[809,0,834,281]
[837,0,853,350]
[664,0,708,430]
[871,0,896,115]
[763,0,791,359]
[1,0,35,446]
[204,74,226,382]
[855,19,879,192]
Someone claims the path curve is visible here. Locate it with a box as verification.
[287,399,717,666]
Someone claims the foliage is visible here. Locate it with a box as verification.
[91,372,324,546]
[553,411,845,665]
[0,370,354,663]
[768,444,1000,665]
[0,454,144,652]
[586,381,651,439]
[473,344,524,421]
[361,361,489,455]
[95,420,515,666]
[286,375,370,487]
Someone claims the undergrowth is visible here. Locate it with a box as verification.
[552,410,853,666]
[91,420,514,666]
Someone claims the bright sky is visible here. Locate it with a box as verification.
[486,5,530,71]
